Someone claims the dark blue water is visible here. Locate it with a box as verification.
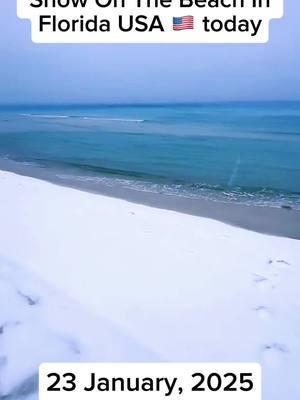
[0,102,300,209]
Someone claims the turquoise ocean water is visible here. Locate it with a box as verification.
[0,102,300,209]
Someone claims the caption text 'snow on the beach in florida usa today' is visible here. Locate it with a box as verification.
[18,0,283,42]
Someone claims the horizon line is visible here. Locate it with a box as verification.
[1,99,300,107]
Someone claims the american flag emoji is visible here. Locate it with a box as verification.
[173,16,194,31]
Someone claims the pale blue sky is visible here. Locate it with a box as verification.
[0,0,299,104]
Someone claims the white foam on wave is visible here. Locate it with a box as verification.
[19,114,144,123]
[20,114,69,119]
[55,173,300,211]
[82,117,144,123]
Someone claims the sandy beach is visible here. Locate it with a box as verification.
[0,170,299,400]
[0,158,299,240]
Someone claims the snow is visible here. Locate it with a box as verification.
[0,170,299,399]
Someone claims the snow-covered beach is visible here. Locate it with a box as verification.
[0,170,299,399]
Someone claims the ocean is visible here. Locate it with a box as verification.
[0,102,300,210]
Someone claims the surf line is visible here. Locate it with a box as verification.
[83,374,178,396]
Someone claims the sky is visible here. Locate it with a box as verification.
[0,0,299,104]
